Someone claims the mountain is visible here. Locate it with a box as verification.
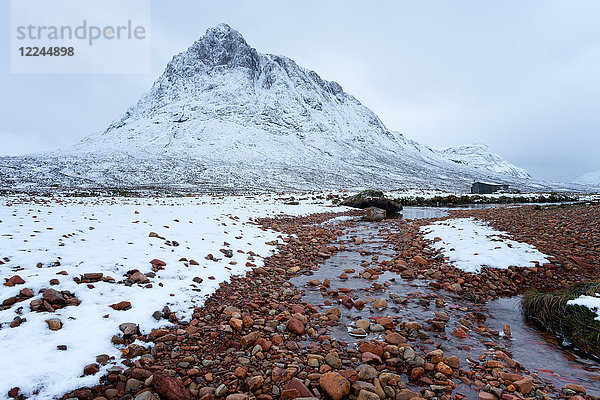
[0,24,555,193]
[438,144,531,180]
[573,170,600,187]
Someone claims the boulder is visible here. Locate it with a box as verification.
[340,190,403,216]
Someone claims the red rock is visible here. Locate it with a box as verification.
[338,368,359,383]
[7,387,20,398]
[452,327,468,338]
[42,288,65,304]
[358,342,383,357]
[287,318,305,335]
[566,384,586,394]
[478,392,497,400]
[4,275,25,286]
[413,255,428,266]
[436,362,453,376]
[284,378,312,397]
[149,259,166,267]
[151,374,191,400]
[513,377,533,394]
[20,288,34,297]
[229,317,243,331]
[361,352,382,364]
[240,331,260,348]
[83,363,99,375]
[385,332,406,345]
[109,301,131,310]
[397,389,420,400]
[280,389,300,400]
[319,372,351,400]
[271,334,284,345]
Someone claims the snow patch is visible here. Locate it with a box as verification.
[0,195,334,400]
[420,217,549,273]
[567,295,600,321]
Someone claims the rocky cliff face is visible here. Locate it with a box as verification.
[0,24,542,192]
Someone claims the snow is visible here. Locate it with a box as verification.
[420,218,549,273]
[0,195,337,400]
[573,170,600,187]
[567,295,600,321]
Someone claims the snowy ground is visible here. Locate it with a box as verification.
[420,217,549,273]
[568,295,600,321]
[0,195,339,400]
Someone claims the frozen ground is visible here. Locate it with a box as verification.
[420,217,549,273]
[568,295,600,321]
[0,195,337,400]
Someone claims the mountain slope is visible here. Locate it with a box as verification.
[0,24,548,192]
[573,170,600,186]
[438,144,531,180]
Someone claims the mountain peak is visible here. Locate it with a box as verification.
[184,23,259,70]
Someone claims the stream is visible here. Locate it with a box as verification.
[292,209,600,397]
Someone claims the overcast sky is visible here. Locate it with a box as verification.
[1,0,599,182]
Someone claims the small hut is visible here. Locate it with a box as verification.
[470,181,509,194]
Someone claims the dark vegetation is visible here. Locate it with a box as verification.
[396,193,577,207]
[522,282,600,357]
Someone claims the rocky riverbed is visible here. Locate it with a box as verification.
[7,203,600,400]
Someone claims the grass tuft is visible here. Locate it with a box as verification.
[522,281,600,357]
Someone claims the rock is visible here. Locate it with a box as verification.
[325,351,343,369]
[319,372,351,400]
[372,298,387,309]
[435,362,453,376]
[247,375,264,391]
[109,301,131,311]
[396,389,421,400]
[340,191,403,215]
[241,331,261,348]
[566,384,586,394]
[42,289,65,304]
[225,395,249,400]
[4,275,25,286]
[356,319,370,330]
[83,272,103,281]
[230,317,243,331]
[478,392,497,400]
[364,207,386,222]
[513,378,533,394]
[384,332,406,345]
[287,318,305,334]
[452,327,468,338]
[281,388,301,400]
[46,318,62,330]
[284,378,312,398]
[216,384,229,397]
[151,374,191,400]
[83,363,99,376]
[362,352,382,364]
[357,364,378,381]
[119,323,139,335]
[357,389,380,400]
[125,378,144,392]
[134,392,160,400]
[130,271,150,284]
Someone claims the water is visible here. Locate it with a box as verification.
[292,221,600,397]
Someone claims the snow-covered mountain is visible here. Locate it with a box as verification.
[573,170,600,187]
[438,144,531,180]
[0,24,551,192]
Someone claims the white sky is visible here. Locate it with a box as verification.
[1,0,599,182]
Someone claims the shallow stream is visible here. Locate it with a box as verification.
[294,214,600,397]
